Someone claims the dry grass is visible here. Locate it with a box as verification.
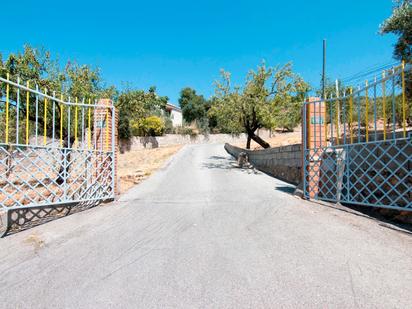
[234,128,302,150]
[118,145,183,193]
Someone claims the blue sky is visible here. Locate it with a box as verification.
[2,0,397,104]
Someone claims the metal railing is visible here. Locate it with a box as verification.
[305,62,410,148]
[0,74,114,152]
[0,74,116,217]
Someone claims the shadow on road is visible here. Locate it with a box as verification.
[274,185,296,195]
[296,199,412,235]
[342,204,412,234]
[202,156,260,175]
[208,155,227,160]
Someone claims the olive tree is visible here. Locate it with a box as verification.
[210,62,309,149]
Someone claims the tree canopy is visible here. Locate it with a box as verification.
[178,87,207,123]
[210,62,309,149]
[0,45,114,101]
[380,0,412,62]
[380,0,412,124]
[116,87,168,139]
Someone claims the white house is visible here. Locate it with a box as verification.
[165,103,183,127]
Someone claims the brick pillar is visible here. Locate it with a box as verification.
[303,97,326,198]
[94,99,119,198]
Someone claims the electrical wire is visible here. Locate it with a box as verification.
[339,61,399,85]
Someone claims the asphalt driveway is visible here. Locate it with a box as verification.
[0,144,411,308]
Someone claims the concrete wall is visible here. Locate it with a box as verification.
[120,133,250,152]
[224,143,302,185]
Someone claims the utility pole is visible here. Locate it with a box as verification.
[322,39,326,100]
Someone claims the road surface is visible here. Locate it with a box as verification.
[1,144,411,308]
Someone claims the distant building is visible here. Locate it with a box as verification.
[165,103,183,127]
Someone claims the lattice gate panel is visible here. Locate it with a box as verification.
[0,146,114,209]
[305,138,412,211]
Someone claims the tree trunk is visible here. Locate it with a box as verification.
[56,135,75,185]
[246,136,251,149]
[248,131,270,149]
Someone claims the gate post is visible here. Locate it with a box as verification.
[94,99,119,198]
[303,97,326,199]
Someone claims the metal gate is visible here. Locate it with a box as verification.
[303,62,411,211]
[0,74,116,233]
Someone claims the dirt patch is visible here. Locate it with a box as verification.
[118,145,183,193]
[24,233,45,251]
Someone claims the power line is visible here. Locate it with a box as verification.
[341,61,398,80]
[339,61,399,84]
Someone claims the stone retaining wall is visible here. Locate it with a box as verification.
[224,143,302,185]
[121,134,248,152]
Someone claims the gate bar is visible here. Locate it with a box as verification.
[329,94,333,145]
[52,91,56,144]
[335,80,340,145]
[16,77,20,145]
[365,80,369,142]
[391,69,396,140]
[357,86,361,143]
[60,94,64,147]
[349,87,353,144]
[26,81,30,144]
[382,71,386,141]
[111,103,116,196]
[43,89,48,145]
[373,77,377,141]
[35,84,39,145]
[68,97,71,148]
[5,73,10,144]
[303,103,307,198]
[401,60,406,138]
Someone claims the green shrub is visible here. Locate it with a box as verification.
[131,116,165,136]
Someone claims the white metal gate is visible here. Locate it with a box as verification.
[302,63,411,212]
[0,74,116,234]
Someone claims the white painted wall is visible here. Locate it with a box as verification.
[170,109,182,127]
